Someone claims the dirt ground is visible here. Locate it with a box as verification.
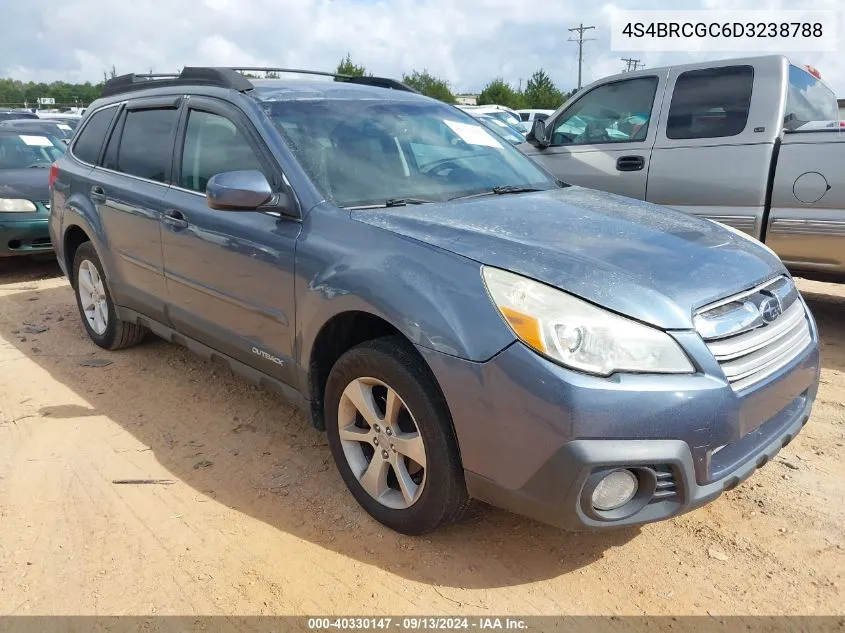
[0,257,842,617]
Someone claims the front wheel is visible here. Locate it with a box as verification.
[324,336,468,535]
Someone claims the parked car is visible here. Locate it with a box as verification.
[0,110,39,122]
[0,129,65,256]
[50,67,819,535]
[471,113,526,146]
[0,118,76,143]
[516,109,555,133]
[457,104,522,128]
[520,55,845,282]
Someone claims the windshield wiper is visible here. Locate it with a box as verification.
[449,185,544,201]
[384,198,433,207]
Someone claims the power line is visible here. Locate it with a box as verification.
[621,58,643,72]
[568,23,596,90]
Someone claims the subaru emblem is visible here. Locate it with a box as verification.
[759,296,782,323]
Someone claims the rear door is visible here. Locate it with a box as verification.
[161,97,301,385]
[647,63,772,236]
[523,74,666,200]
[92,96,181,322]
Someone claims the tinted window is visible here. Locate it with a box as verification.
[180,110,264,192]
[519,112,531,122]
[667,66,753,140]
[73,107,116,164]
[113,108,178,182]
[784,65,839,130]
[551,77,658,145]
[534,113,549,121]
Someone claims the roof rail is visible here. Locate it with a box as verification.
[102,66,419,99]
[102,68,254,98]
[223,67,420,94]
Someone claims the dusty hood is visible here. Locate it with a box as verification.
[352,186,786,329]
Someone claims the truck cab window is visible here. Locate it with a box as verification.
[550,77,658,146]
[666,66,753,140]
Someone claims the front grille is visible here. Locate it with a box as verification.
[695,276,811,392]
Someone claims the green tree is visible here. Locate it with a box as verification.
[335,53,368,77]
[523,69,564,110]
[477,78,523,109]
[401,70,456,103]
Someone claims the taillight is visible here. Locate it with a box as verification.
[48,163,59,189]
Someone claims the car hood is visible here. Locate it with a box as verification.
[0,168,51,202]
[352,187,786,329]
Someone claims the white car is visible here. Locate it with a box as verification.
[516,109,555,133]
[456,104,522,128]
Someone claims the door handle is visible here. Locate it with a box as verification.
[90,185,106,201]
[616,155,645,172]
[161,209,189,229]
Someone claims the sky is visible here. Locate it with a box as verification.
[1,0,843,96]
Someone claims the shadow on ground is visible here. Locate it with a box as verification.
[1,261,639,590]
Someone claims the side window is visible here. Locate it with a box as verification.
[519,112,531,122]
[101,110,125,171]
[666,66,753,140]
[784,64,839,130]
[534,113,549,121]
[180,110,265,193]
[72,107,116,164]
[551,77,658,146]
[113,108,178,182]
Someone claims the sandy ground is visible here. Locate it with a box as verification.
[0,257,842,617]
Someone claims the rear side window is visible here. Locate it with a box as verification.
[179,110,265,192]
[113,108,178,182]
[72,107,117,164]
[666,66,754,140]
[519,112,531,122]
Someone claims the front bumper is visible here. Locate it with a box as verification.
[0,216,52,256]
[418,307,820,530]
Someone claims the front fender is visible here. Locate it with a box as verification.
[295,205,515,369]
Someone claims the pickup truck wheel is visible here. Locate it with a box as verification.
[72,242,146,350]
[325,336,468,535]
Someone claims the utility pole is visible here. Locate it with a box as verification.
[568,23,596,90]
[621,57,642,72]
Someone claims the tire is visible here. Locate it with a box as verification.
[325,336,469,535]
[71,241,146,350]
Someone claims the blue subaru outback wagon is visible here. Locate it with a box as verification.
[48,68,820,534]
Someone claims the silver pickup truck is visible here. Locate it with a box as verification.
[520,55,845,281]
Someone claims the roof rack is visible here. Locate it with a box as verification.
[102,66,419,98]
[225,67,420,94]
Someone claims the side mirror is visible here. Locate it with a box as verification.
[206,170,273,211]
[526,118,550,148]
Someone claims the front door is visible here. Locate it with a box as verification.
[161,98,301,386]
[523,74,665,201]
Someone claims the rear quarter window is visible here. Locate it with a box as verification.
[72,107,117,164]
[666,65,754,140]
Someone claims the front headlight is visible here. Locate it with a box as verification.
[0,199,37,213]
[482,267,694,376]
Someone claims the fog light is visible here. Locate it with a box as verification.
[592,469,638,511]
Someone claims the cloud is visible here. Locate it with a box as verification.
[1,0,843,95]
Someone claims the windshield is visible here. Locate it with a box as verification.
[263,99,555,207]
[784,65,839,130]
[0,133,66,169]
[486,110,521,127]
[475,115,525,145]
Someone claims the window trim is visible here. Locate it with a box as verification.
[172,95,301,218]
[665,65,754,141]
[69,102,123,167]
[547,75,660,148]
